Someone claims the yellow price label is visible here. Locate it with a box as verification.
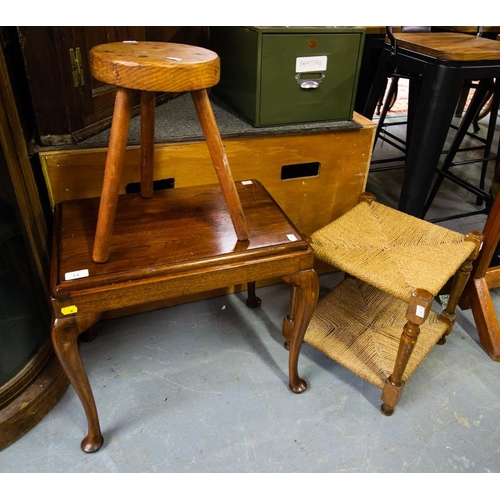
[61,305,78,315]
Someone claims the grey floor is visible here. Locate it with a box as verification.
[2,100,500,474]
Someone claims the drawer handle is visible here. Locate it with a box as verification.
[295,72,325,89]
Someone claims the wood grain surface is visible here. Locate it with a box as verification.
[393,33,500,61]
[89,41,220,92]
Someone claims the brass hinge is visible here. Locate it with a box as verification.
[69,47,85,87]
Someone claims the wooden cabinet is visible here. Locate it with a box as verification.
[16,27,208,146]
[0,45,69,450]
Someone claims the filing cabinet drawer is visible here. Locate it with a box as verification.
[210,26,365,126]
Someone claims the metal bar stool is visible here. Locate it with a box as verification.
[89,41,249,263]
[363,31,500,217]
[369,27,430,174]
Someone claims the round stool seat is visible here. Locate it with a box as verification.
[89,41,220,92]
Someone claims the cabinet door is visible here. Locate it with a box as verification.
[67,27,148,141]
[17,27,207,146]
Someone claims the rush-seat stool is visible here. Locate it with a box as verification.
[294,193,483,415]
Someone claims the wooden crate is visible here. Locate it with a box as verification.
[40,112,375,239]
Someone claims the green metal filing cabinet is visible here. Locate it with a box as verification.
[210,26,366,127]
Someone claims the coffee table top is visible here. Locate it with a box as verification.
[52,180,309,295]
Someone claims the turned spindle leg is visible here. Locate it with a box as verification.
[282,269,319,394]
[140,90,156,199]
[51,314,103,452]
[381,289,433,416]
[438,231,484,344]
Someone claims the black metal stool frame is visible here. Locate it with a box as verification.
[364,42,500,218]
[422,77,500,222]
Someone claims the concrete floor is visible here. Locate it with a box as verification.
[1,105,500,474]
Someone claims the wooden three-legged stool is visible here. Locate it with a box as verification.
[89,41,249,263]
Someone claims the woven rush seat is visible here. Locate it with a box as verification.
[311,194,477,301]
[304,277,448,389]
[298,192,483,415]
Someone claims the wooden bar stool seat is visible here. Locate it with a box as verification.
[90,41,220,92]
[89,41,249,263]
[293,193,483,415]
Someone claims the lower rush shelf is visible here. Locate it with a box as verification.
[304,277,448,389]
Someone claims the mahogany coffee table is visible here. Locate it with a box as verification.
[50,179,318,452]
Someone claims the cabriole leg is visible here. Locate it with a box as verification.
[246,281,261,308]
[282,269,319,394]
[282,285,298,350]
[51,313,103,452]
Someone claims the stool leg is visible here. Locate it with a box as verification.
[190,89,249,241]
[92,87,133,263]
[282,269,319,394]
[374,75,400,151]
[477,82,500,203]
[51,314,103,453]
[363,48,392,120]
[381,289,433,416]
[422,80,492,217]
[246,281,261,308]
[375,77,389,116]
[140,91,155,199]
[406,74,422,150]
[438,231,484,344]
[398,66,465,217]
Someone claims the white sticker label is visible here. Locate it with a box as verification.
[416,305,426,318]
[65,269,89,280]
[296,55,328,73]
[241,180,253,185]
[123,40,138,44]
[287,234,298,242]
